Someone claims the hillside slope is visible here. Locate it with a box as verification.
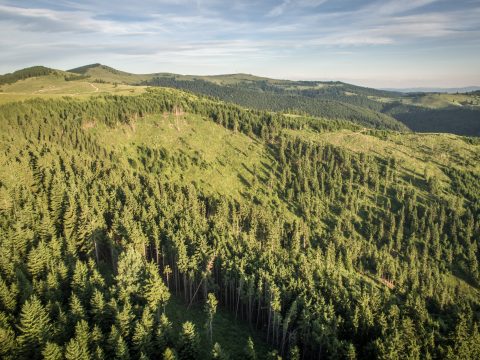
[0,66,58,85]
[143,76,408,131]
[0,87,479,359]
[71,63,480,136]
[5,64,480,136]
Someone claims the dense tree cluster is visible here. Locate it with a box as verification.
[0,66,55,85]
[0,87,479,359]
[142,77,480,137]
[142,77,408,131]
[385,103,480,136]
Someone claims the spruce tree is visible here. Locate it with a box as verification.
[144,262,170,316]
[244,337,256,360]
[17,295,52,359]
[0,324,16,359]
[205,292,218,343]
[212,342,229,359]
[178,321,200,360]
[163,347,177,360]
[42,342,63,360]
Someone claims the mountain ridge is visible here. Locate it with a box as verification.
[2,64,480,136]
[383,86,480,93]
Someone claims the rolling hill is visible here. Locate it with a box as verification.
[2,64,479,135]
[67,63,480,136]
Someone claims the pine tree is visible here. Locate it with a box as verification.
[133,307,154,357]
[72,260,91,303]
[116,247,145,302]
[0,324,16,359]
[178,321,200,360]
[116,300,135,339]
[163,347,177,360]
[212,342,229,359]
[0,277,17,312]
[65,320,91,360]
[107,325,130,360]
[155,313,173,353]
[17,295,52,359]
[144,262,170,315]
[69,293,86,332]
[65,337,88,360]
[244,337,256,360]
[90,288,107,330]
[42,342,63,360]
[205,292,218,343]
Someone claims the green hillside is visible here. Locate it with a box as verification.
[385,103,480,136]
[0,66,57,85]
[0,71,146,105]
[4,64,480,136]
[69,63,154,84]
[143,76,408,131]
[0,86,479,359]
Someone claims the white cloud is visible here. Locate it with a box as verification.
[267,0,290,17]
[0,4,161,35]
[267,0,328,17]
[0,0,479,86]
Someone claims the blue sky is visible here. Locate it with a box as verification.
[0,0,479,87]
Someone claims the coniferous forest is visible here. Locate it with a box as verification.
[0,83,479,360]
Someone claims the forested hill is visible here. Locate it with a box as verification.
[142,77,408,131]
[141,76,480,136]
[70,63,480,136]
[0,66,56,85]
[0,87,479,359]
[4,64,480,136]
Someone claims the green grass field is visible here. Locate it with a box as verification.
[401,93,480,109]
[0,73,146,104]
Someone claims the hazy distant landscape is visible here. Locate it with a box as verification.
[0,1,479,360]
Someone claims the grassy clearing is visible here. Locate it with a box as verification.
[0,74,146,104]
[402,93,480,109]
[89,113,275,201]
[71,64,153,84]
[367,93,480,109]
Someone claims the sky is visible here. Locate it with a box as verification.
[0,0,479,88]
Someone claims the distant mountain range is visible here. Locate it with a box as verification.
[382,86,480,93]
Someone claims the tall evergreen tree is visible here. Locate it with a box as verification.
[17,295,52,359]
[178,321,200,360]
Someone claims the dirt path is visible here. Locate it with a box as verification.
[89,83,99,92]
[34,86,56,94]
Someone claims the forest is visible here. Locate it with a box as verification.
[140,75,480,136]
[0,66,56,86]
[0,84,479,359]
[141,77,407,131]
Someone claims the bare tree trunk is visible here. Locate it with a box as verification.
[256,297,262,329]
[235,279,243,321]
[94,239,100,264]
[267,306,272,344]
